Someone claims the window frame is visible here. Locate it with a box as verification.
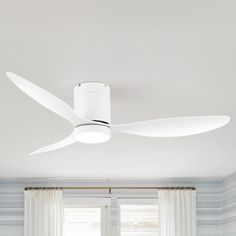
[117,198,159,236]
[63,198,111,236]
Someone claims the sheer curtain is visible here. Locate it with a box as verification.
[24,190,63,236]
[159,190,197,236]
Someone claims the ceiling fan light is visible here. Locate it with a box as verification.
[73,125,111,144]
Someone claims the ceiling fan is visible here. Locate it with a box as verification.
[7,72,230,155]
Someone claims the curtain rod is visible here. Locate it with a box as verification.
[25,186,196,192]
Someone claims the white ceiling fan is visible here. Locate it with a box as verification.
[7,72,230,155]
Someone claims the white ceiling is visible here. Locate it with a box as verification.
[0,0,235,178]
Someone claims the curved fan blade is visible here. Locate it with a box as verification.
[7,72,87,126]
[30,134,76,155]
[111,116,230,137]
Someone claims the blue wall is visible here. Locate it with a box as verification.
[0,174,235,236]
[222,173,236,236]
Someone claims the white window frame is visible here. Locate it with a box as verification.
[63,197,111,236]
[117,198,159,236]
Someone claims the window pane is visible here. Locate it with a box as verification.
[120,205,159,236]
[64,207,101,236]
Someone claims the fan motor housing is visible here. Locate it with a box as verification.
[74,82,111,124]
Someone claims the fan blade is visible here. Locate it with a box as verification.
[7,72,87,126]
[30,134,75,155]
[111,116,230,137]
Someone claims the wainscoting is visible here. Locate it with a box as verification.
[0,174,235,236]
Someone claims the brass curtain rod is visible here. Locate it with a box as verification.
[25,186,196,191]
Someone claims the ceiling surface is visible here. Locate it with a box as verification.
[0,0,235,178]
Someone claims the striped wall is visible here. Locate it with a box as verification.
[0,175,234,236]
[222,172,236,236]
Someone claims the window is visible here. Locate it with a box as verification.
[64,207,101,236]
[63,197,159,236]
[63,198,110,236]
[119,199,159,236]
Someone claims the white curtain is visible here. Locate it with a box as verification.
[24,190,63,236]
[159,190,197,236]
